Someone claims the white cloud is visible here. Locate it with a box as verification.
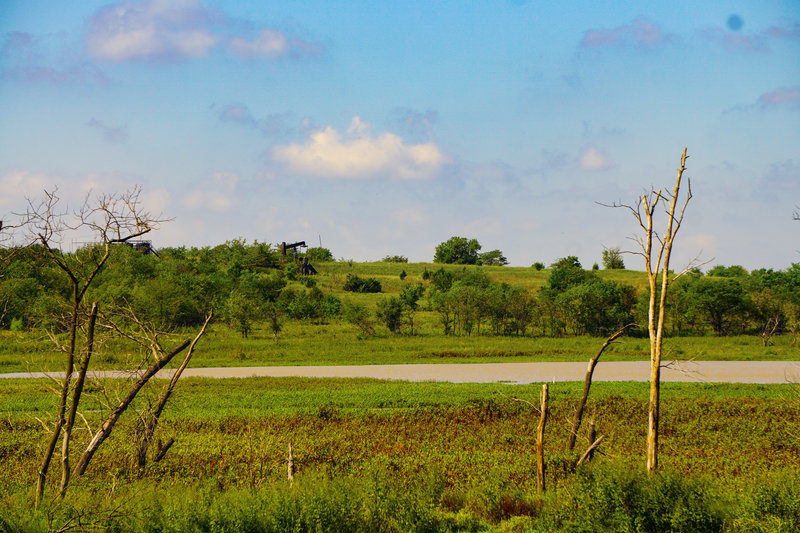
[182,172,240,212]
[87,0,219,62]
[579,146,614,170]
[229,28,287,59]
[0,171,58,210]
[272,116,446,180]
[86,0,321,63]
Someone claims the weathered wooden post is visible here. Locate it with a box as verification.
[537,383,549,496]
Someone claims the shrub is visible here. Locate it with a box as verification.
[377,296,405,334]
[552,465,725,533]
[343,274,381,293]
[320,294,341,318]
[382,255,408,263]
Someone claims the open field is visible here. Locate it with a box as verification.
[1,326,798,375]
[2,378,799,531]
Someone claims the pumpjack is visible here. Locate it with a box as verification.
[281,241,317,275]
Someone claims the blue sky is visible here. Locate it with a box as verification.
[1,0,798,270]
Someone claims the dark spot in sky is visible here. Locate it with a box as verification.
[727,14,743,32]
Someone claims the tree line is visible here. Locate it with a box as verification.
[2,241,799,342]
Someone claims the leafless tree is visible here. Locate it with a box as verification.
[20,187,178,507]
[606,148,694,473]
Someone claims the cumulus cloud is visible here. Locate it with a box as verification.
[86,0,322,62]
[272,116,446,180]
[87,0,219,62]
[579,146,614,171]
[182,172,240,212]
[88,118,129,143]
[580,17,670,50]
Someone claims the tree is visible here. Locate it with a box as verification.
[479,249,508,266]
[685,277,746,335]
[601,247,625,269]
[550,256,582,269]
[706,264,747,277]
[433,236,482,264]
[609,148,693,473]
[376,296,404,334]
[20,187,211,506]
[305,247,334,262]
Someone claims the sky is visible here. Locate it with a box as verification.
[1,0,799,271]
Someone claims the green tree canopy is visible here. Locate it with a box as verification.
[305,247,334,262]
[433,237,482,265]
[479,249,508,266]
[602,247,625,269]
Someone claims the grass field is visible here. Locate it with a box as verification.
[2,378,799,531]
[2,324,798,375]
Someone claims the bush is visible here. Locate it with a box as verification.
[377,296,405,334]
[343,274,382,293]
[320,293,341,318]
[551,465,725,533]
[382,255,408,263]
[532,262,545,271]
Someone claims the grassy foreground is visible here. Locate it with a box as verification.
[2,378,799,531]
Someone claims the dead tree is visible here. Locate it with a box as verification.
[607,148,693,473]
[567,323,635,451]
[126,311,213,469]
[21,187,167,507]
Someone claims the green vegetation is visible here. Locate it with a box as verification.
[1,378,798,531]
[1,241,799,373]
[602,247,625,270]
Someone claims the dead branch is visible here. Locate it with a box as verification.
[576,436,605,467]
[74,336,191,477]
[135,311,213,468]
[567,323,636,451]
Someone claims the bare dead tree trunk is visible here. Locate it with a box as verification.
[28,187,163,508]
[59,302,98,498]
[536,383,548,497]
[74,338,191,477]
[607,148,692,474]
[567,323,634,451]
[136,312,212,469]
